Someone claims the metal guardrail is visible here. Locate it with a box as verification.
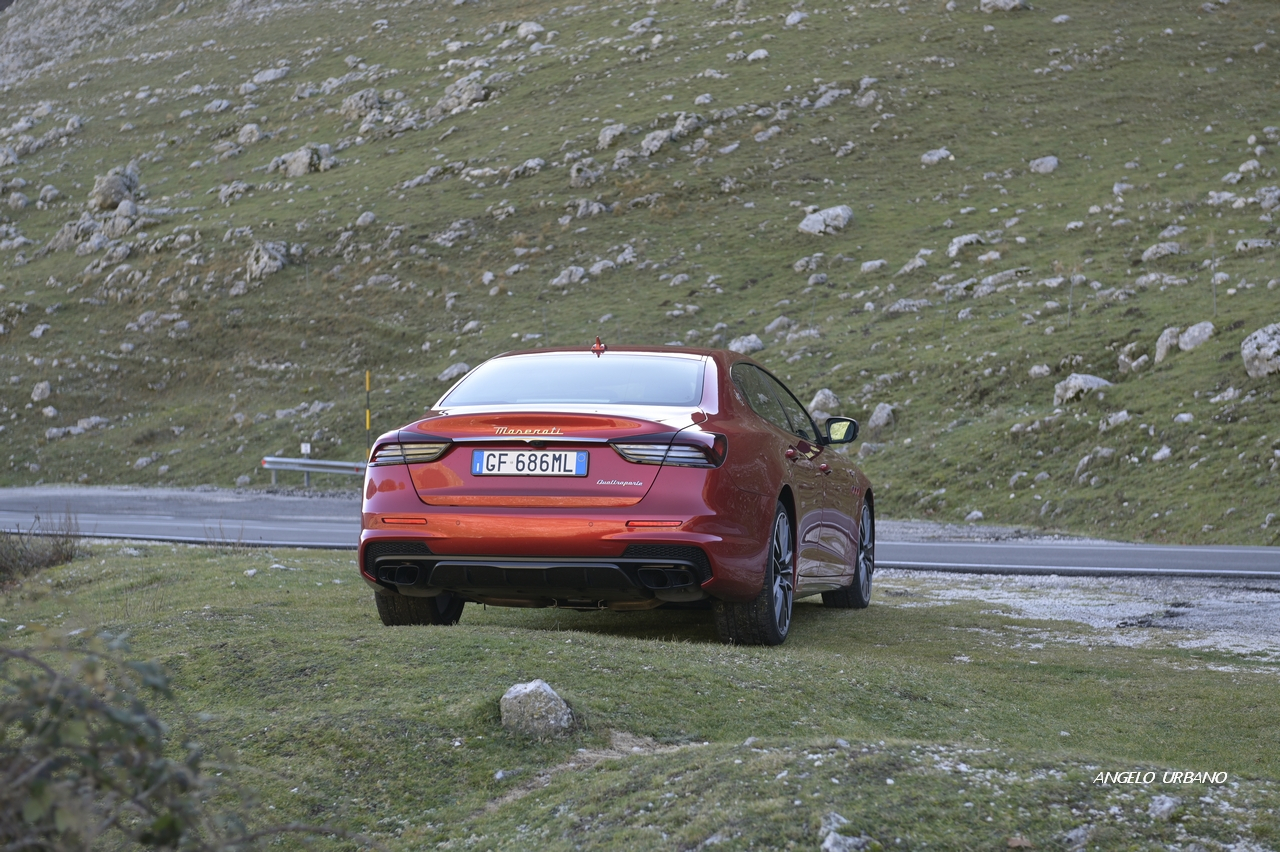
[260,456,367,486]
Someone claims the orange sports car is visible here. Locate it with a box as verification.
[358,343,875,645]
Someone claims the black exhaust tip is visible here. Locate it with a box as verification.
[637,567,696,589]
[378,563,421,586]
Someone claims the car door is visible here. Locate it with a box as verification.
[728,366,822,585]
[756,371,837,586]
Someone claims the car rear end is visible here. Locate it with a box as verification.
[358,349,765,611]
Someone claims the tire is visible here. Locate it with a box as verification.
[823,500,874,610]
[374,590,465,626]
[714,502,794,646]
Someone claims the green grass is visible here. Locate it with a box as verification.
[6,547,1278,849]
[2,0,1279,545]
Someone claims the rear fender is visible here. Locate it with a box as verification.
[695,486,776,602]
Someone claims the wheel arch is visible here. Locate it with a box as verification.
[776,484,797,534]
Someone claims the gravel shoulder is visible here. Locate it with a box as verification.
[878,517,1118,545]
[879,568,1280,664]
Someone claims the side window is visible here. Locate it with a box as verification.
[764,373,816,441]
[731,364,791,434]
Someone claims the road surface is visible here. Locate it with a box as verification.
[3,486,1278,579]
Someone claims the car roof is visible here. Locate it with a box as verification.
[485,345,742,362]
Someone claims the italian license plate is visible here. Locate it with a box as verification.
[471,449,589,477]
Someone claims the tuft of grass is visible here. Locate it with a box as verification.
[3,546,1277,849]
[0,513,83,585]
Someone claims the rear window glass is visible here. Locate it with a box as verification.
[439,353,706,407]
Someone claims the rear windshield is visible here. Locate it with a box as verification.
[440,353,706,407]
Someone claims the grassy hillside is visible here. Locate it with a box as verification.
[0,0,1278,544]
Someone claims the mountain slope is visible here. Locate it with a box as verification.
[0,0,1277,544]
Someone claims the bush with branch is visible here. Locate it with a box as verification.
[0,631,367,851]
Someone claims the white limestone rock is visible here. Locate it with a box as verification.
[500,679,573,736]
[1241,323,1280,378]
[1148,796,1179,822]
[1141,242,1182,262]
[437,363,471,382]
[1236,238,1274,254]
[1028,155,1059,175]
[341,88,384,120]
[897,257,928,276]
[31,380,51,402]
[885,298,931,314]
[861,259,887,273]
[1098,410,1130,432]
[1178,321,1214,352]
[551,266,586,286]
[1053,373,1113,406]
[866,402,895,435]
[88,163,140,211]
[597,123,628,150]
[237,123,264,145]
[245,240,288,280]
[253,66,289,84]
[728,333,764,355]
[1028,364,1051,378]
[798,205,853,235]
[425,72,490,118]
[920,147,952,166]
[810,388,840,412]
[1154,327,1181,363]
[569,158,603,188]
[1118,343,1149,374]
[517,21,545,40]
[946,233,984,258]
[639,130,671,157]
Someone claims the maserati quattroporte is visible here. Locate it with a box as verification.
[358,343,875,645]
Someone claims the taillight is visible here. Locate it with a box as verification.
[369,442,450,466]
[611,433,726,468]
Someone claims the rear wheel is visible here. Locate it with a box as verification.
[374,591,465,626]
[822,501,874,609]
[714,502,794,645]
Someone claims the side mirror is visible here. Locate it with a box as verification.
[825,417,859,444]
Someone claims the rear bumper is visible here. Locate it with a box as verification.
[360,539,712,609]
[361,457,776,602]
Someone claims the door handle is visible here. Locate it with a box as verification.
[785,448,797,460]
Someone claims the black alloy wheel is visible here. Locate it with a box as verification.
[823,500,874,610]
[714,502,795,645]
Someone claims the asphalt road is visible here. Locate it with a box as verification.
[3,486,1279,579]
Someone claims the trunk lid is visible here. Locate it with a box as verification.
[401,410,688,507]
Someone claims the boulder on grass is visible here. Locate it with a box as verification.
[1242,323,1280,378]
[1053,373,1112,406]
[500,679,573,737]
